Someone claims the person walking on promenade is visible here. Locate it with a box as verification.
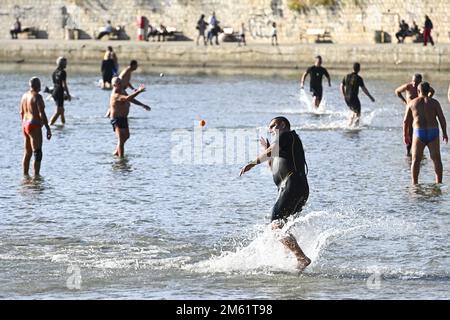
[300,55,331,109]
[10,18,21,39]
[196,14,208,46]
[238,22,246,46]
[20,77,52,176]
[239,117,311,272]
[340,62,375,127]
[403,82,447,184]
[271,22,278,46]
[423,15,434,46]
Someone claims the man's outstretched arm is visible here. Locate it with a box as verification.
[239,142,276,176]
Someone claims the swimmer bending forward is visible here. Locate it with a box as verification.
[240,117,311,271]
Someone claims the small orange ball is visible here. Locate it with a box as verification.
[199,119,206,127]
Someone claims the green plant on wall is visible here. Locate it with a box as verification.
[288,0,337,12]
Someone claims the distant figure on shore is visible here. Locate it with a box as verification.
[410,21,420,41]
[147,23,158,41]
[395,20,409,43]
[97,20,113,40]
[340,62,375,127]
[49,57,71,125]
[207,11,220,45]
[300,55,331,109]
[10,18,21,39]
[157,23,168,42]
[395,74,435,156]
[20,77,52,176]
[109,77,149,157]
[105,60,150,117]
[271,22,278,46]
[423,15,434,46]
[101,46,118,89]
[239,117,311,272]
[403,82,447,184]
[196,14,208,46]
[238,22,246,46]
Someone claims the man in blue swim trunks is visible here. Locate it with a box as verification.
[403,82,448,184]
[395,74,435,156]
[240,117,311,271]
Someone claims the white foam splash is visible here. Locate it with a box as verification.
[189,209,370,274]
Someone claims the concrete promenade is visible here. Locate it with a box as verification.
[1,39,450,78]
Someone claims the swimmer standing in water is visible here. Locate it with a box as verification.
[403,82,448,184]
[109,77,150,158]
[20,77,52,176]
[395,74,434,156]
[240,117,311,271]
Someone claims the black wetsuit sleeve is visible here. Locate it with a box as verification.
[359,76,365,88]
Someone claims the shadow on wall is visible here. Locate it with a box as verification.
[35,30,48,39]
[374,30,392,43]
[77,29,92,39]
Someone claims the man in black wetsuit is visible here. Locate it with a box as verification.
[240,117,311,271]
[49,57,71,125]
[300,55,331,108]
[340,62,375,127]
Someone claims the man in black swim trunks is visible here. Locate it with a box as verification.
[49,57,71,125]
[109,77,150,157]
[340,62,375,127]
[240,117,311,271]
[300,55,331,109]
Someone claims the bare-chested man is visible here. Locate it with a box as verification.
[403,82,448,184]
[20,77,52,176]
[109,77,150,157]
[105,60,149,117]
[395,74,435,156]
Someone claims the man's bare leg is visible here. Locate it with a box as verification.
[411,137,426,184]
[313,96,321,109]
[30,128,43,176]
[60,108,66,124]
[281,234,311,272]
[428,138,443,183]
[50,112,59,125]
[22,135,32,176]
[115,128,129,158]
[273,221,311,272]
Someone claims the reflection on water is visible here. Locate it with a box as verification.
[112,157,133,173]
[410,183,444,200]
[20,175,47,194]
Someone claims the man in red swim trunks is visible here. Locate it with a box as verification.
[20,77,52,176]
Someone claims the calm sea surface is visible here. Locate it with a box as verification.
[0,68,449,299]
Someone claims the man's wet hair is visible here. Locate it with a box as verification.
[353,62,360,72]
[418,82,430,95]
[29,77,40,87]
[271,116,291,130]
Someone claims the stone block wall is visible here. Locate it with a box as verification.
[0,0,449,44]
